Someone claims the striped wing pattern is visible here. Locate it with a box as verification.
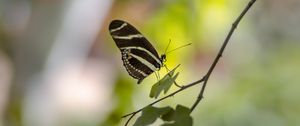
[109,20,162,84]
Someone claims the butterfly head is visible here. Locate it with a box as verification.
[160,54,167,63]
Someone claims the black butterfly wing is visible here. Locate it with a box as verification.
[109,20,162,84]
[109,20,160,58]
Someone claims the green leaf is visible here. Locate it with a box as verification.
[172,105,192,126]
[161,123,176,126]
[133,106,173,126]
[150,65,180,99]
[161,105,193,126]
[150,73,179,99]
[160,108,175,121]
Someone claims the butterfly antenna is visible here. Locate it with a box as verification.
[166,43,192,55]
[164,39,172,54]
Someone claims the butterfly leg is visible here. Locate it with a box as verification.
[154,71,160,82]
[137,79,144,84]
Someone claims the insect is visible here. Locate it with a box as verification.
[109,20,166,84]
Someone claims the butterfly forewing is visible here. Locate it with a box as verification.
[109,20,162,84]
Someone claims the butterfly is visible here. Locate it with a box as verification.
[109,20,166,84]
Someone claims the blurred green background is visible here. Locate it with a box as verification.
[1,0,300,126]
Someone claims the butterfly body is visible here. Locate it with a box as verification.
[109,20,165,84]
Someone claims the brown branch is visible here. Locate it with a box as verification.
[122,0,257,125]
[190,0,257,112]
[124,112,136,126]
[122,77,205,126]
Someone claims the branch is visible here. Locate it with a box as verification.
[124,113,136,126]
[190,0,257,112]
[122,0,257,125]
[122,77,205,125]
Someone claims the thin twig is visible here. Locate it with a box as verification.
[124,113,136,126]
[122,0,257,125]
[122,77,205,119]
[190,0,257,112]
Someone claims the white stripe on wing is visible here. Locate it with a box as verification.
[120,46,162,67]
[110,22,127,32]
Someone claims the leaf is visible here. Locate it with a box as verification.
[133,106,173,126]
[161,105,193,126]
[160,123,176,126]
[172,105,193,126]
[150,73,179,99]
[160,108,175,121]
[150,65,180,99]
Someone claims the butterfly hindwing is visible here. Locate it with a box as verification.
[109,20,163,84]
